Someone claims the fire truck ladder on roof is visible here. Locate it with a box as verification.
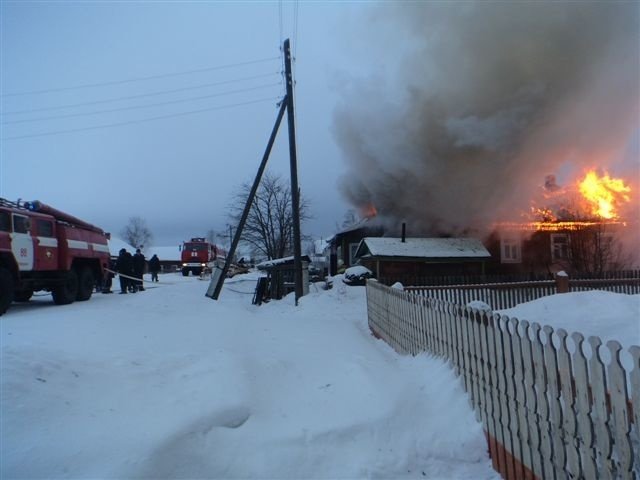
[0,198,25,210]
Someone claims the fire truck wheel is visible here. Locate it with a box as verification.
[52,269,79,305]
[0,268,14,315]
[76,267,95,301]
[182,268,189,277]
[192,268,202,276]
[14,289,33,302]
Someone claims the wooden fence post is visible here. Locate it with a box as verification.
[555,271,569,293]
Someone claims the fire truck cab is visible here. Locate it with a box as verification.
[0,198,111,315]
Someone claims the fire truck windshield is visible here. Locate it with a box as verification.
[185,244,207,251]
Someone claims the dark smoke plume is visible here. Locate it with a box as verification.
[334,2,639,237]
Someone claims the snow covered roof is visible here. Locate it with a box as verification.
[256,255,311,270]
[107,236,136,256]
[355,237,491,260]
[145,245,181,262]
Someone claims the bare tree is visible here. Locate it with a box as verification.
[565,223,631,276]
[228,172,310,260]
[205,229,217,244]
[121,216,152,249]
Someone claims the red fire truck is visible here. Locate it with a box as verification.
[0,198,111,315]
[180,237,226,277]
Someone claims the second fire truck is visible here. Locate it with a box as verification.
[180,237,226,277]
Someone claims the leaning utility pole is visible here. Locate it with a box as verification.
[206,38,303,303]
[206,98,288,300]
[284,38,303,305]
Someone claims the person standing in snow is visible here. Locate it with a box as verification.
[148,254,161,282]
[116,248,134,294]
[101,258,116,294]
[133,249,146,292]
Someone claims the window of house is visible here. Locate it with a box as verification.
[0,212,10,232]
[349,243,359,266]
[500,234,521,263]
[13,215,30,233]
[550,234,569,262]
[36,219,54,237]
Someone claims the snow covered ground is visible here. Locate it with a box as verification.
[498,290,640,349]
[1,272,498,480]
[2,272,637,479]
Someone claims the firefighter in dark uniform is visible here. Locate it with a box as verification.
[148,254,161,282]
[133,248,146,291]
[116,248,134,294]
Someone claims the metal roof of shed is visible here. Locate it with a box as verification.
[355,237,490,260]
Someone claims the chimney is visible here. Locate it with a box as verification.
[401,223,406,243]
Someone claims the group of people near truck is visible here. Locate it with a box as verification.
[100,249,161,294]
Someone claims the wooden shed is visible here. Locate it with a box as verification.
[256,255,311,301]
[354,237,491,285]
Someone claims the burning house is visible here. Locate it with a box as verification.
[326,216,383,276]
[486,170,635,277]
[331,3,638,280]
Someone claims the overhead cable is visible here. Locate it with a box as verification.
[2,96,283,140]
[1,57,280,97]
[3,82,283,125]
[1,72,281,115]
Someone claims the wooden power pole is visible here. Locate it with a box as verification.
[207,38,303,303]
[284,38,303,305]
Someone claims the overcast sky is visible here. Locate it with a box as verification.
[1,2,364,246]
[2,2,638,248]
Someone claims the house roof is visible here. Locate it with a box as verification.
[354,237,491,260]
[107,236,136,257]
[256,255,312,270]
[327,217,382,244]
[145,245,181,262]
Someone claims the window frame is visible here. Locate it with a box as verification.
[550,233,570,262]
[0,211,10,232]
[12,214,31,234]
[500,233,522,264]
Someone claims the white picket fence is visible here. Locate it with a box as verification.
[366,280,640,480]
[405,278,640,311]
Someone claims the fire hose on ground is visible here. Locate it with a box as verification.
[104,268,176,286]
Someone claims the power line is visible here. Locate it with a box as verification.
[3,82,282,125]
[1,56,280,97]
[1,72,281,116]
[1,96,283,141]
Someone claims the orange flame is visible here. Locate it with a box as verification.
[578,170,631,219]
[360,203,378,219]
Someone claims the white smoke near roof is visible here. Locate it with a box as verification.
[334,2,639,236]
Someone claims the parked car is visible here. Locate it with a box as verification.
[342,266,374,286]
[308,264,323,282]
